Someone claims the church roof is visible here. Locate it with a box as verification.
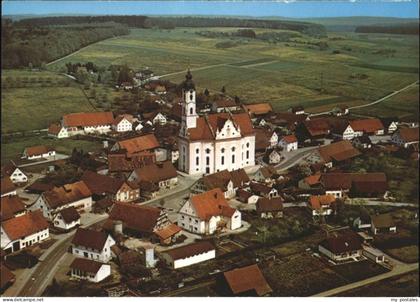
[182,69,195,90]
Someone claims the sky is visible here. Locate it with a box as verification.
[2,1,419,19]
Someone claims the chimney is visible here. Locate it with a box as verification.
[113,220,123,234]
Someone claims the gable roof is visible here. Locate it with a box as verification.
[223,264,272,296]
[397,127,419,143]
[320,172,387,191]
[108,202,162,233]
[113,115,133,126]
[132,161,177,184]
[256,197,283,213]
[71,228,110,251]
[115,134,160,154]
[1,161,22,177]
[1,177,16,195]
[1,195,26,221]
[243,103,273,116]
[70,258,104,274]
[349,118,384,133]
[190,188,235,220]
[154,223,182,240]
[318,140,360,163]
[202,169,249,191]
[303,119,330,137]
[1,210,48,241]
[0,264,15,289]
[58,206,80,224]
[164,241,215,261]
[63,112,114,127]
[303,173,321,186]
[370,213,395,229]
[42,181,92,209]
[48,123,64,135]
[24,145,55,157]
[81,170,124,195]
[281,134,297,144]
[258,165,278,179]
[250,182,276,195]
[309,195,336,209]
[319,231,362,254]
[108,151,156,173]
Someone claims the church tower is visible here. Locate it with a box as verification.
[181,69,198,132]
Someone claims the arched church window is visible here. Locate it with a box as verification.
[232,147,236,152]
[196,148,199,154]
[190,93,193,100]
[206,148,211,154]
[190,107,193,115]
[246,142,250,148]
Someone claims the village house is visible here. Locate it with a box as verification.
[1,195,26,221]
[330,120,355,140]
[48,122,69,138]
[298,173,321,190]
[22,145,56,160]
[309,195,336,217]
[178,188,241,235]
[178,71,256,175]
[71,228,116,263]
[391,127,419,148]
[318,231,363,262]
[250,182,279,199]
[111,133,160,156]
[253,166,279,183]
[52,206,81,230]
[128,161,178,189]
[196,168,250,199]
[256,197,283,219]
[161,241,216,269]
[81,170,140,202]
[1,178,17,197]
[255,128,274,152]
[70,258,111,283]
[269,112,309,132]
[362,245,385,263]
[289,106,305,115]
[62,111,115,136]
[370,213,397,234]
[320,172,388,199]
[142,112,167,126]
[1,264,15,292]
[352,135,372,149]
[332,105,349,116]
[212,98,241,113]
[112,114,133,132]
[30,181,93,220]
[1,162,28,184]
[349,119,385,136]
[380,118,398,134]
[217,264,272,297]
[307,140,361,168]
[108,151,156,174]
[278,134,298,152]
[236,188,260,204]
[296,118,330,141]
[264,149,281,165]
[1,210,49,254]
[243,103,273,118]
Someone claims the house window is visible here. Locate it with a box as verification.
[196,157,199,165]
[221,156,224,165]
[190,107,193,114]
[196,148,199,154]
[206,148,211,154]
[232,155,235,164]
[246,142,249,148]
[206,157,210,165]
[246,150,249,159]
[221,148,225,153]
[232,147,236,152]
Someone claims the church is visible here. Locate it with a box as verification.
[178,70,256,175]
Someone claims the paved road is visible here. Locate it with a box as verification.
[275,147,317,171]
[312,262,419,297]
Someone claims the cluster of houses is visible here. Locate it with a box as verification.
[1,70,418,295]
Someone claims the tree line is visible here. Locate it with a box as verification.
[355,23,419,35]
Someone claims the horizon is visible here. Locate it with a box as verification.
[2,1,419,19]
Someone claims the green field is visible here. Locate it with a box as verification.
[1,70,96,133]
[47,28,418,112]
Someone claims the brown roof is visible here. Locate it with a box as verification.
[258,166,278,179]
[237,189,253,201]
[350,119,384,133]
[397,127,419,143]
[243,103,273,116]
[25,180,55,194]
[1,210,48,241]
[303,119,330,137]
[370,213,395,229]
[304,174,321,186]
[309,195,336,209]
[270,112,307,127]
[164,241,215,261]
[81,170,124,195]
[190,188,235,220]
[58,206,80,224]
[1,264,15,289]
[1,195,26,221]
[132,161,177,184]
[223,264,272,296]
[154,223,182,240]
[71,228,110,251]
[24,145,55,157]
[43,181,92,209]
[318,140,360,163]
[202,169,249,191]
[115,134,159,154]
[321,172,387,191]
[63,111,114,127]
[48,123,63,135]
[256,197,283,213]
[1,161,20,177]
[320,231,362,254]
[250,182,275,195]
[255,128,271,150]
[70,258,104,274]
[281,134,297,144]
[109,202,162,233]
[1,179,17,197]
[186,113,254,141]
[108,151,156,173]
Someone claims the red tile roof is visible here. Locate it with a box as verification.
[1,177,16,195]
[132,161,177,184]
[70,258,104,274]
[115,134,160,154]
[25,145,55,157]
[304,173,321,186]
[256,197,283,213]
[281,134,297,144]
[1,210,48,241]
[202,169,249,191]
[81,170,124,195]
[223,264,272,296]
[43,181,92,209]
[1,195,26,221]
[243,103,273,116]
[71,228,110,251]
[318,140,360,163]
[320,231,362,254]
[108,151,156,173]
[63,112,114,127]
[154,223,182,240]
[190,188,235,220]
[320,172,387,191]
[397,127,419,143]
[303,119,330,137]
[0,264,15,289]
[349,118,384,133]
[48,123,63,135]
[309,195,336,209]
[164,241,215,261]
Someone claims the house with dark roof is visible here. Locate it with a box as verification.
[128,161,177,189]
[70,258,111,283]
[289,106,305,115]
[196,168,250,199]
[263,149,281,165]
[370,213,397,234]
[22,145,56,160]
[30,181,93,220]
[309,195,336,217]
[256,197,283,219]
[236,188,259,204]
[212,98,240,113]
[178,188,241,235]
[1,195,26,221]
[1,161,28,184]
[253,165,279,184]
[111,133,160,155]
[48,122,69,138]
[352,135,372,149]
[392,127,419,148]
[307,140,361,168]
[250,182,279,199]
[1,210,49,254]
[161,241,216,269]
[296,118,330,141]
[1,264,15,292]
[217,264,272,296]
[318,231,363,262]
[279,134,298,152]
[71,228,116,263]
[108,151,156,174]
[62,111,114,136]
[53,206,81,230]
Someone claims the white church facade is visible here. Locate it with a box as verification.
[177,70,256,176]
